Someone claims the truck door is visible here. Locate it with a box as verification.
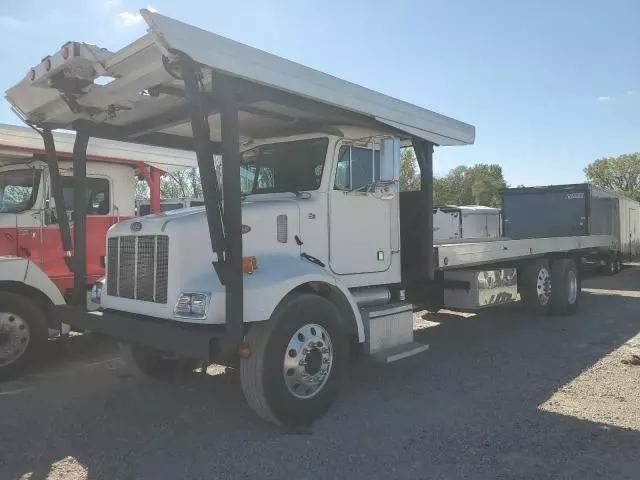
[40,175,113,291]
[329,144,392,275]
[0,167,43,262]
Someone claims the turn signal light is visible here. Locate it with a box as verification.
[242,256,258,274]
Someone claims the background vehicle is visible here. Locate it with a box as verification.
[501,183,640,274]
[3,10,619,425]
[135,197,204,216]
[433,205,501,243]
[0,123,197,377]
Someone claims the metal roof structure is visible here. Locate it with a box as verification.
[5,10,475,150]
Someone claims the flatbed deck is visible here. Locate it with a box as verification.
[436,235,616,269]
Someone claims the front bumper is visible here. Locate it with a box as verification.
[53,305,226,361]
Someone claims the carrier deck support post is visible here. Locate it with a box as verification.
[72,130,90,306]
[39,128,73,258]
[413,139,435,281]
[180,60,245,354]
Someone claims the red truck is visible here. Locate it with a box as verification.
[0,123,196,377]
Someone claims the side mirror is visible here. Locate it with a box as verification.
[376,137,400,200]
[379,137,400,183]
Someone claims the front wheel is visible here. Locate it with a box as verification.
[240,293,348,426]
[0,293,48,379]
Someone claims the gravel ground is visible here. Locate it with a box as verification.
[2,267,640,480]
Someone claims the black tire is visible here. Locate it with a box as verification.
[615,257,622,274]
[240,293,349,426]
[550,258,580,315]
[518,260,552,314]
[122,343,200,381]
[605,256,617,276]
[0,292,48,380]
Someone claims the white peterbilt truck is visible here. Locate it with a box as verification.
[4,10,616,426]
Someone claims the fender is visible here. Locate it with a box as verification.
[0,257,65,305]
[181,253,365,343]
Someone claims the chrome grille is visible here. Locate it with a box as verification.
[155,236,169,304]
[105,235,169,304]
[106,237,118,295]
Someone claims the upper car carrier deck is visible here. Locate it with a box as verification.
[5,11,474,147]
[436,235,616,269]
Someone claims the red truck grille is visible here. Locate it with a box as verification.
[106,235,169,304]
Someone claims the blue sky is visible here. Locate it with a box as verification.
[0,0,638,186]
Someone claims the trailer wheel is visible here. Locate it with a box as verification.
[551,258,580,315]
[124,343,200,381]
[519,260,552,313]
[240,293,348,426]
[615,257,623,274]
[0,292,48,379]
[605,256,620,275]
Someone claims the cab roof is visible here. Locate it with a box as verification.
[5,10,475,150]
[0,122,197,171]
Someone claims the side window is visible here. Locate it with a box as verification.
[256,166,275,189]
[61,177,111,215]
[334,145,380,191]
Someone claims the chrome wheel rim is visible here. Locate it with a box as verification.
[566,270,578,304]
[0,312,30,367]
[283,323,333,399]
[536,267,551,305]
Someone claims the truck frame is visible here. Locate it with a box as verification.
[4,10,616,425]
[0,123,197,377]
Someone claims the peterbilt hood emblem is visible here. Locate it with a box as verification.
[130,222,142,232]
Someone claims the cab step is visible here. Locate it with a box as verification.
[372,342,430,363]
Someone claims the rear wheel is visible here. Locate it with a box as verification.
[519,260,552,314]
[551,258,580,315]
[240,293,348,426]
[0,292,48,379]
[605,256,618,275]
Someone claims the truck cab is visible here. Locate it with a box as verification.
[0,124,198,377]
[99,130,401,323]
[0,156,136,294]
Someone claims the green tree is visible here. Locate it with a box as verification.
[584,153,640,201]
[399,148,421,191]
[135,156,222,201]
[433,164,507,207]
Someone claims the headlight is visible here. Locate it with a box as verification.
[174,292,211,319]
[91,279,105,304]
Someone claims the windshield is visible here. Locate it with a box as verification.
[240,138,328,195]
[0,169,41,213]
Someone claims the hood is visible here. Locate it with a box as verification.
[109,197,301,256]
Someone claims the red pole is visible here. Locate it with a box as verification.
[138,164,163,214]
[149,166,162,214]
